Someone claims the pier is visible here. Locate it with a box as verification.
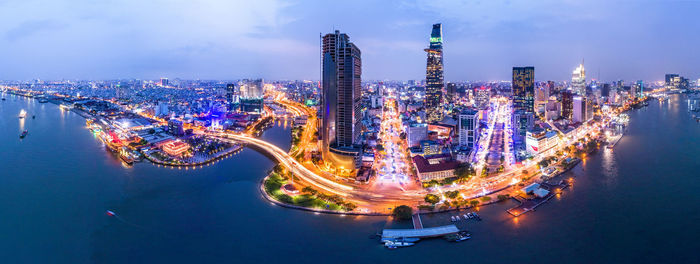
[412,213,423,229]
[381,225,459,242]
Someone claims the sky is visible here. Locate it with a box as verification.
[0,0,698,82]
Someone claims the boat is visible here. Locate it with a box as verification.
[473,213,482,221]
[384,240,414,248]
[19,130,28,139]
[463,214,469,219]
[450,216,456,222]
[32,115,35,119]
[120,152,135,165]
[18,109,26,118]
[455,215,461,221]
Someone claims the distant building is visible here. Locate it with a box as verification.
[458,109,480,149]
[226,83,236,111]
[240,79,264,99]
[665,74,680,89]
[572,96,588,123]
[425,23,445,123]
[572,61,586,96]
[633,80,644,98]
[513,67,535,113]
[446,83,457,102]
[407,123,428,148]
[160,77,169,87]
[561,90,574,120]
[167,119,184,136]
[474,86,490,109]
[155,101,169,117]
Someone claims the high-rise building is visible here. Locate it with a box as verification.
[512,67,535,113]
[226,83,236,111]
[561,90,574,120]
[424,23,444,123]
[320,30,362,169]
[407,123,428,148]
[474,86,490,109]
[160,77,169,87]
[458,109,480,149]
[240,79,264,99]
[446,83,457,103]
[572,61,586,96]
[573,95,588,123]
[601,83,611,98]
[633,80,644,98]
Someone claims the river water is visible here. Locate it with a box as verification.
[0,93,698,263]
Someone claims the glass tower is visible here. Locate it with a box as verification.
[424,23,444,123]
[512,66,535,114]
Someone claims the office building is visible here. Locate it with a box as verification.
[458,109,480,149]
[474,86,490,109]
[513,67,535,113]
[572,61,586,96]
[320,30,362,169]
[573,95,588,123]
[160,78,169,87]
[407,123,428,148]
[561,90,574,120]
[425,23,445,123]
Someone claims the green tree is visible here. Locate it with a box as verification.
[480,196,492,202]
[469,200,480,207]
[277,194,293,204]
[392,205,413,221]
[424,194,440,205]
[445,190,460,199]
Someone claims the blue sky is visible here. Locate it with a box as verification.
[0,0,698,81]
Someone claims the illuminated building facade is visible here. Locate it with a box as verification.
[320,30,362,169]
[162,140,189,157]
[424,23,444,123]
[572,61,586,96]
[239,79,264,114]
[512,66,535,114]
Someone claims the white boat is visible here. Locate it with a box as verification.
[450,216,456,222]
[18,109,26,118]
[384,241,414,248]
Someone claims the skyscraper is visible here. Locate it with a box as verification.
[572,61,586,96]
[512,66,535,113]
[320,30,362,169]
[561,90,574,120]
[458,109,480,149]
[424,23,444,123]
[633,80,644,98]
[225,83,236,112]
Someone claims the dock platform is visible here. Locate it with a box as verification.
[382,225,459,241]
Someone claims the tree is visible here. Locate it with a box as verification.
[301,186,317,195]
[469,200,480,207]
[445,190,460,199]
[497,194,510,201]
[455,162,473,180]
[424,194,440,205]
[277,194,294,204]
[480,196,492,202]
[392,205,413,221]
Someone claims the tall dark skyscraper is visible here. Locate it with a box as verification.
[320,30,362,169]
[424,23,444,123]
[512,67,535,113]
[561,90,574,120]
[225,83,236,112]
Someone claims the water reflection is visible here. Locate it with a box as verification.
[601,147,618,188]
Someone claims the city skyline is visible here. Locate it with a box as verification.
[1,0,699,81]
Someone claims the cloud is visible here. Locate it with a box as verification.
[5,19,67,41]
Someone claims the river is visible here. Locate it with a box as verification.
[0,93,698,263]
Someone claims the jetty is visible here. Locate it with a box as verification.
[412,213,424,229]
[381,225,459,242]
